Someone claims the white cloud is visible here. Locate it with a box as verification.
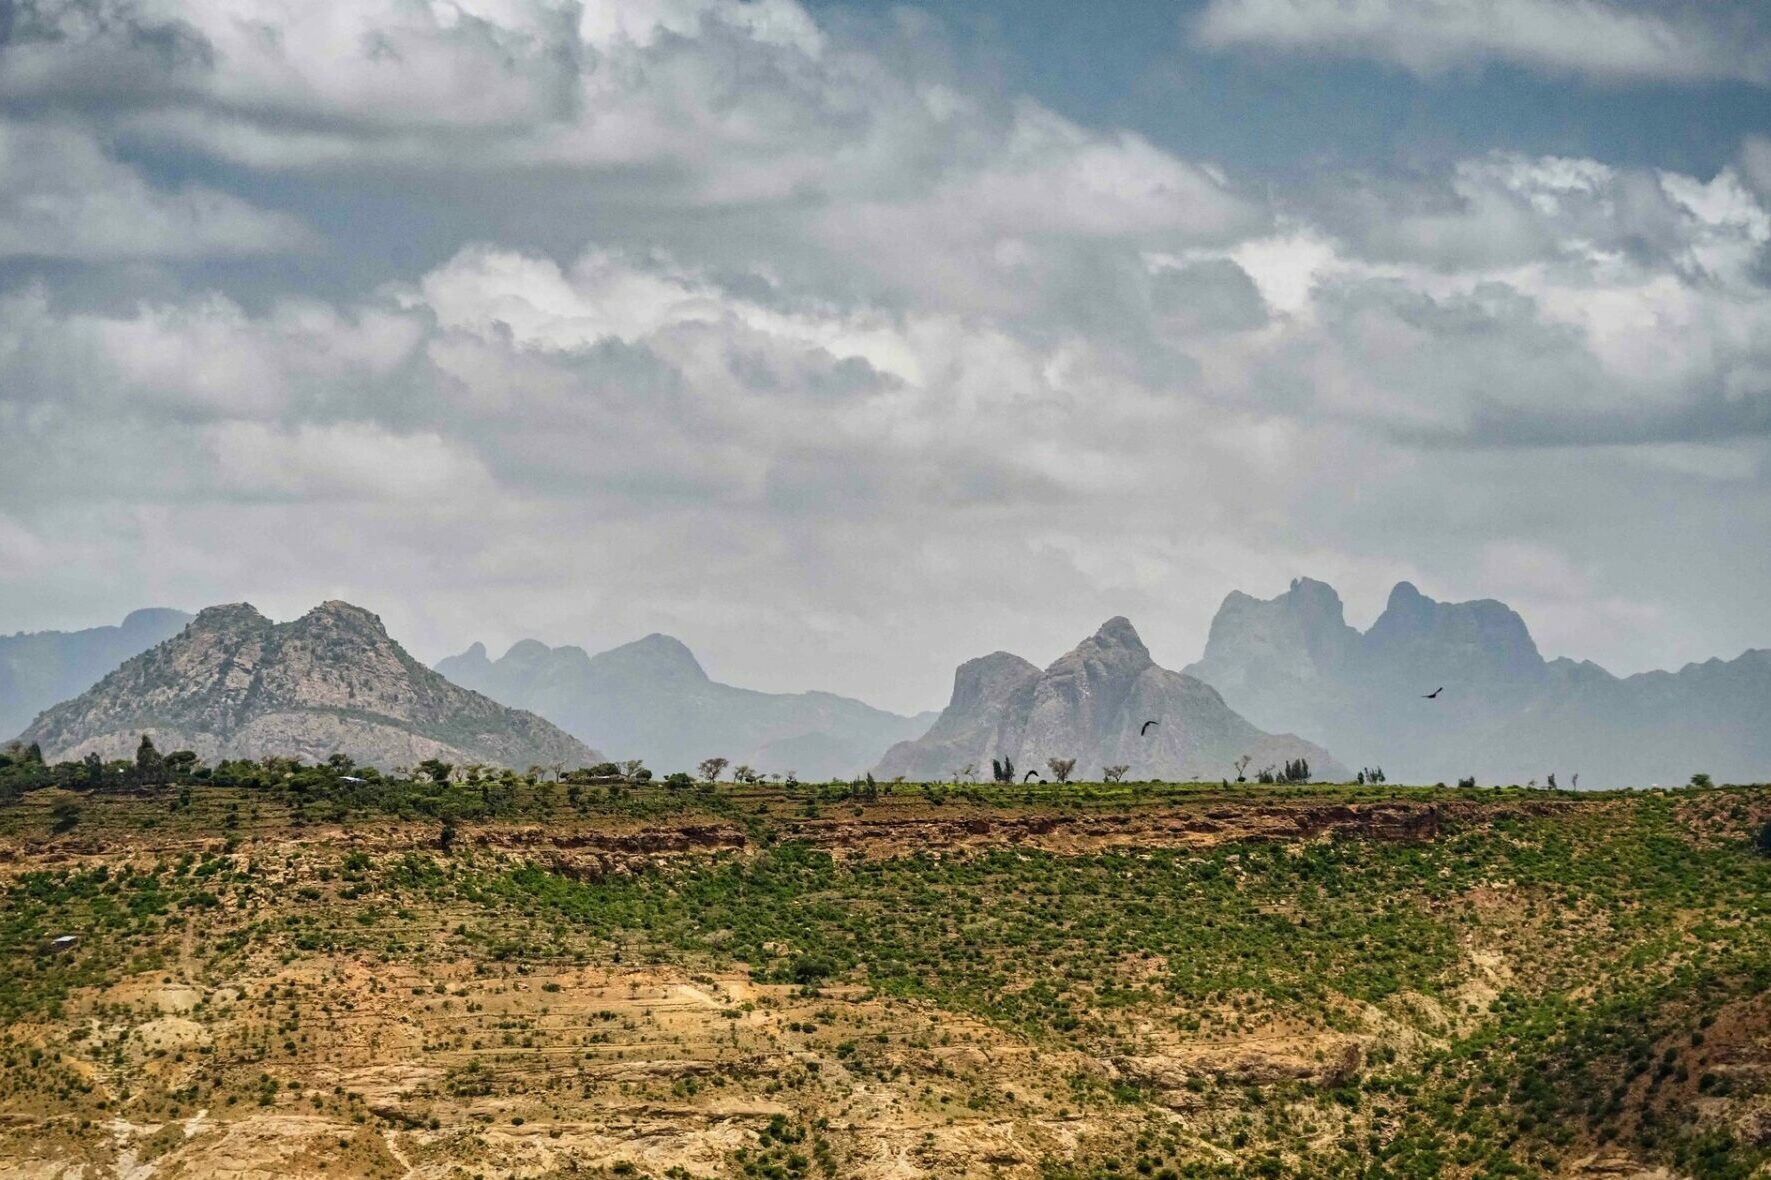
[0,0,1766,704]
[0,120,310,260]
[204,421,496,503]
[1196,0,1771,85]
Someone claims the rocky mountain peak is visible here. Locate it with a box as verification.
[878,616,1341,782]
[1384,580,1428,612]
[189,603,270,633]
[1077,616,1151,663]
[501,638,557,669]
[295,600,391,637]
[1177,575,1771,786]
[1364,582,1543,684]
[590,633,708,684]
[17,599,597,770]
[1283,576,1349,623]
[950,652,1040,713]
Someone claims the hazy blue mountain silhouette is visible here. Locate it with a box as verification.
[1184,578,1771,787]
[2,608,192,741]
[437,634,936,779]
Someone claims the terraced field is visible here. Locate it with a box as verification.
[3,778,1770,1179]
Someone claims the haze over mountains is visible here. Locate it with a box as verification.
[17,602,596,771]
[437,636,936,781]
[876,617,1343,783]
[1184,578,1771,788]
[0,609,192,740]
[3,581,1766,785]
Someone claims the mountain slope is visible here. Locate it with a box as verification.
[875,617,1344,782]
[1,609,193,740]
[436,634,935,779]
[1184,577,1771,787]
[19,602,597,770]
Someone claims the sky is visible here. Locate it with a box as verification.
[1,0,1769,714]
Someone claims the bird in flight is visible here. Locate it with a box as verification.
[1024,770,1042,782]
[1140,719,1160,736]
[1423,687,1444,699]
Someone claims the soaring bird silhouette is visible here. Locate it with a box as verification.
[1024,770,1043,782]
[1423,687,1444,699]
[1140,719,1160,736]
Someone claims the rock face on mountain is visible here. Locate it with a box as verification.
[874,617,1344,782]
[1184,577,1771,787]
[2,608,192,741]
[436,634,936,779]
[18,602,598,770]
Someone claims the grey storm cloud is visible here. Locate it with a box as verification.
[0,0,1767,712]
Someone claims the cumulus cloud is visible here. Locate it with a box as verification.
[0,0,1766,705]
[1196,0,1771,85]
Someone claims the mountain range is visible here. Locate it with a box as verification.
[875,616,1343,782]
[436,635,936,780]
[0,608,193,740]
[1183,577,1771,787]
[5,582,1765,785]
[17,601,597,770]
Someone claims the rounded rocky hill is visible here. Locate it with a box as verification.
[18,600,599,770]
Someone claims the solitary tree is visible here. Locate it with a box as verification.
[133,734,166,786]
[1233,755,1252,783]
[732,764,759,784]
[622,759,647,781]
[1102,764,1130,783]
[991,757,1015,784]
[1047,757,1076,784]
[960,762,978,783]
[699,757,729,783]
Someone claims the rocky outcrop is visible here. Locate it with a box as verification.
[436,633,935,779]
[875,617,1344,783]
[1,608,192,740]
[18,601,598,770]
[1184,577,1771,787]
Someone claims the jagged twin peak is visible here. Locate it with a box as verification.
[17,601,598,770]
[874,616,1342,782]
[1182,576,1771,787]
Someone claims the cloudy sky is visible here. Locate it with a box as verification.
[2,0,1768,713]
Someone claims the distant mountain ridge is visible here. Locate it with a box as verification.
[1,609,193,740]
[18,601,597,770]
[1184,577,1771,787]
[875,616,1344,782]
[436,634,936,779]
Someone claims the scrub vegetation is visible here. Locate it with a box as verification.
[2,744,1769,1178]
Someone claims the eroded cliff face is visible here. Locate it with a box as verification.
[18,601,598,770]
[876,617,1342,782]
